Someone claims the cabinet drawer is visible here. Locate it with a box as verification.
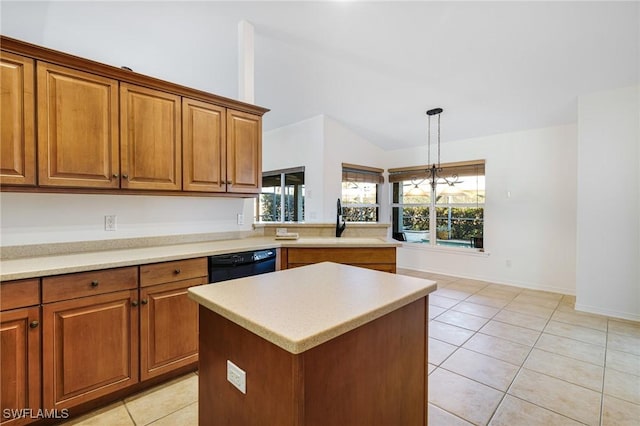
[42,267,138,303]
[1,278,40,310]
[287,248,396,265]
[140,257,207,287]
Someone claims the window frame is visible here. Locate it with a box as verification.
[341,163,384,223]
[389,160,485,250]
[258,167,305,223]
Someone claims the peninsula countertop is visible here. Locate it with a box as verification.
[0,236,400,281]
[188,262,436,354]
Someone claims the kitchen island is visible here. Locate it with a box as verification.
[189,262,436,425]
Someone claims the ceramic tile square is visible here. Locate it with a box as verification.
[607,332,640,356]
[451,301,500,319]
[429,305,447,319]
[520,289,563,301]
[447,279,489,292]
[479,320,541,346]
[476,287,518,301]
[551,309,608,331]
[61,402,133,426]
[124,373,198,425]
[523,348,604,391]
[148,401,197,426]
[431,287,471,300]
[608,319,640,338]
[463,333,532,365]
[560,294,576,306]
[429,337,458,365]
[429,294,460,309]
[512,293,560,309]
[544,320,607,346]
[436,310,489,331]
[489,395,583,426]
[508,369,601,426]
[602,395,640,426]
[428,363,437,375]
[465,294,511,309]
[485,283,522,295]
[504,301,555,319]
[603,368,640,404]
[428,404,473,426]
[429,368,504,425]
[493,309,549,331]
[441,347,520,391]
[429,320,475,346]
[535,333,605,366]
[606,349,640,376]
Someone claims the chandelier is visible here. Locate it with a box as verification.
[422,107,462,190]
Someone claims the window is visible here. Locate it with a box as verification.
[341,164,384,222]
[258,167,305,222]
[389,161,485,249]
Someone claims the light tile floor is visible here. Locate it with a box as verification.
[63,271,640,426]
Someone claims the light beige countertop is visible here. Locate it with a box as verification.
[188,262,436,354]
[0,237,400,281]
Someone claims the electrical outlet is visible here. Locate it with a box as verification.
[276,227,287,236]
[237,214,244,225]
[104,215,117,231]
[227,360,246,394]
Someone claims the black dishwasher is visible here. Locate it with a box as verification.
[208,249,277,283]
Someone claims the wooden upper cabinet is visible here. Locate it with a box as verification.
[226,109,261,194]
[0,52,36,186]
[37,62,119,188]
[120,83,181,191]
[182,98,226,192]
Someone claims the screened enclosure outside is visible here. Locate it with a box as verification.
[341,164,384,222]
[258,168,305,222]
[390,162,485,248]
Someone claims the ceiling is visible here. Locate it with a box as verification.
[3,1,639,150]
[238,1,639,149]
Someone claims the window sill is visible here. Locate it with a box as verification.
[399,242,490,257]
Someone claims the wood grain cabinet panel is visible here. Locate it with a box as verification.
[139,259,205,380]
[0,52,35,186]
[43,290,139,410]
[182,98,226,192]
[140,277,203,381]
[284,247,397,273]
[120,83,181,191]
[226,109,261,194]
[0,306,40,426]
[36,62,119,188]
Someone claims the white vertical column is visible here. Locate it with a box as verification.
[238,20,255,104]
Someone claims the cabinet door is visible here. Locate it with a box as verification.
[120,83,181,190]
[139,277,202,381]
[37,62,119,188]
[0,307,40,426]
[0,52,35,186]
[182,98,226,192]
[43,290,139,410]
[226,109,261,194]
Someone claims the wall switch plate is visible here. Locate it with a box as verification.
[237,214,244,225]
[105,215,117,231]
[227,360,246,394]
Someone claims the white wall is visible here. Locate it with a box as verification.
[0,1,256,246]
[576,85,640,320]
[323,116,388,222]
[263,115,389,223]
[0,193,252,246]
[386,125,578,295]
[262,116,325,222]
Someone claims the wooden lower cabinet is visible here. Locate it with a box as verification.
[140,277,203,380]
[42,289,139,410]
[0,306,40,426]
[283,247,396,273]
